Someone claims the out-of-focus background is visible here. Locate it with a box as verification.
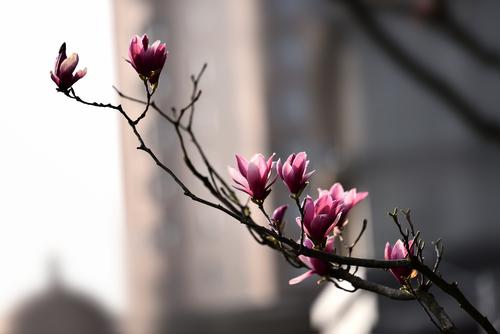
[1,0,500,333]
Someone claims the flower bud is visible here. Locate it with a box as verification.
[384,239,417,285]
[277,152,314,196]
[127,34,168,90]
[50,43,87,91]
[296,195,342,244]
[271,205,288,232]
[228,153,277,202]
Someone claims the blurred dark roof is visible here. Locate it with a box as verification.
[11,284,119,334]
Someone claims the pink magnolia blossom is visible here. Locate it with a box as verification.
[127,34,168,89]
[50,43,87,91]
[271,204,288,232]
[384,239,416,285]
[289,237,334,285]
[228,153,277,202]
[296,194,342,244]
[319,182,368,232]
[277,152,315,196]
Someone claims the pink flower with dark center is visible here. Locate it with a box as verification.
[228,153,277,202]
[127,34,168,89]
[277,152,315,196]
[271,204,288,232]
[289,237,334,285]
[319,182,368,232]
[50,43,87,91]
[384,239,416,285]
[296,194,342,244]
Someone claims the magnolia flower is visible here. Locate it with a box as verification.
[384,239,417,285]
[277,152,314,196]
[289,237,334,285]
[50,43,87,91]
[228,153,277,202]
[271,204,288,232]
[297,194,342,244]
[319,182,368,232]
[127,34,168,89]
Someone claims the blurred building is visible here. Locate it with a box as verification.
[9,282,118,334]
[112,0,500,333]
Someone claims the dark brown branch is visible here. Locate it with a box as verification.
[413,261,497,334]
[407,278,451,333]
[347,219,368,256]
[114,71,243,210]
[64,90,243,223]
[329,267,413,300]
[133,80,152,125]
[415,290,457,333]
[293,195,305,248]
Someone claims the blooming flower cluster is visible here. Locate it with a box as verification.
[228,152,368,284]
[51,36,411,289]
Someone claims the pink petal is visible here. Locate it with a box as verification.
[282,162,293,177]
[325,236,335,253]
[303,170,314,184]
[308,215,327,240]
[353,191,369,205]
[228,166,249,189]
[151,40,161,51]
[329,183,344,200]
[246,161,262,192]
[54,43,67,74]
[50,72,60,86]
[272,205,288,222]
[284,167,297,187]
[392,240,406,260]
[343,189,357,206]
[129,35,141,60]
[59,53,79,76]
[302,238,314,249]
[289,270,315,285]
[303,197,315,226]
[292,152,307,173]
[384,242,392,261]
[298,254,313,269]
[232,185,253,196]
[317,188,329,198]
[276,159,283,179]
[74,68,87,80]
[325,212,342,236]
[235,154,248,177]
[250,154,267,177]
[266,153,276,174]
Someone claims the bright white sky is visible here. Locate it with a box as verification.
[0,0,125,317]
